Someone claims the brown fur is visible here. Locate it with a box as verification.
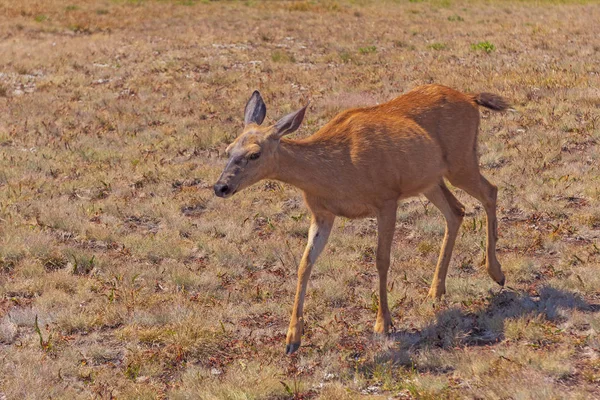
[472,92,510,111]
[215,84,509,354]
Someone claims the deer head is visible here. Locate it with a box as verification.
[213,91,308,198]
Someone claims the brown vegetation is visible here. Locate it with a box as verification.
[1,0,599,398]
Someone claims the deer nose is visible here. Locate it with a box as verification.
[214,183,229,197]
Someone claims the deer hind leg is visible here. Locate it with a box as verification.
[373,203,397,335]
[423,181,465,299]
[448,169,505,287]
[285,212,335,355]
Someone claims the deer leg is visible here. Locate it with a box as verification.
[373,203,397,334]
[450,173,505,286]
[285,212,335,355]
[423,182,465,299]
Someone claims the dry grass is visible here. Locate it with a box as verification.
[1,0,600,398]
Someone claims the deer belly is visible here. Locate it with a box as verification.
[319,196,376,219]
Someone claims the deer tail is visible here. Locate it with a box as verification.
[472,93,510,111]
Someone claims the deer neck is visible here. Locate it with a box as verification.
[271,138,330,196]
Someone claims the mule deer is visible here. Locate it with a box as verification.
[214,84,508,355]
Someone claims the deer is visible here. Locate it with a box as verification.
[213,84,509,355]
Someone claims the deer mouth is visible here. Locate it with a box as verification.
[222,189,237,198]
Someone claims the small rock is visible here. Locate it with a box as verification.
[323,372,337,381]
[361,385,381,395]
[0,318,18,344]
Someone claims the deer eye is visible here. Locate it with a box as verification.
[248,152,261,161]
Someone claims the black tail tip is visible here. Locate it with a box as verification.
[474,93,510,111]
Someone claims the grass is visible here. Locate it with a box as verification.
[471,41,496,53]
[1,0,600,398]
[272,50,296,63]
[358,45,378,54]
[447,14,464,21]
[428,42,447,50]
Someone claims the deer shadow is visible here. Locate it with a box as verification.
[371,286,600,369]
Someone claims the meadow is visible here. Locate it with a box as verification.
[1,0,600,398]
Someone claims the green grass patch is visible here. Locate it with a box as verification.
[448,14,464,21]
[428,42,447,50]
[339,50,354,63]
[271,50,296,63]
[358,45,377,54]
[471,41,496,53]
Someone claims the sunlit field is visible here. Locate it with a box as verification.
[1,0,600,398]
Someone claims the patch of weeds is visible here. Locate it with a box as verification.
[428,42,447,51]
[409,0,424,2]
[581,359,600,383]
[125,361,141,380]
[68,24,92,34]
[448,14,463,21]
[271,50,283,62]
[325,1,341,11]
[358,46,377,55]
[0,255,20,273]
[339,50,354,63]
[471,41,496,53]
[464,217,484,233]
[393,40,415,50]
[280,377,311,399]
[16,65,30,75]
[586,214,600,229]
[0,84,8,98]
[96,9,109,15]
[34,15,48,23]
[288,1,311,11]
[271,50,296,63]
[288,1,340,12]
[34,315,53,353]
[71,254,96,275]
[41,251,68,272]
[181,203,206,217]
[92,181,112,200]
[65,5,79,11]
[418,240,436,255]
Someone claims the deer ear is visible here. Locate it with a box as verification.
[273,103,308,139]
[244,90,267,126]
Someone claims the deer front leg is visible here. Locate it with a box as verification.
[285,212,335,355]
[373,203,397,335]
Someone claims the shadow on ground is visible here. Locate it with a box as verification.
[373,286,600,367]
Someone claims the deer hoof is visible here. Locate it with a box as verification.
[285,342,300,355]
[427,287,446,300]
[373,319,391,335]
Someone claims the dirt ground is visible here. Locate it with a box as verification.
[1,0,600,398]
